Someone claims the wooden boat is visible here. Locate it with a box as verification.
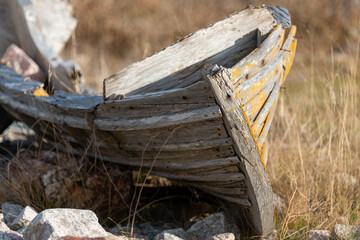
[0,3,296,237]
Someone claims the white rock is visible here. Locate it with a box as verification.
[0,213,3,222]
[23,208,109,240]
[0,222,23,240]
[8,207,37,231]
[330,224,360,239]
[155,228,190,240]
[308,230,330,240]
[338,173,357,187]
[0,222,10,232]
[186,212,229,240]
[1,203,23,225]
[207,233,235,240]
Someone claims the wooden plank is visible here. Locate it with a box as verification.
[102,81,215,104]
[190,184,246,196]
[242,81,275,123]
[235,53,284,105]
[103,7,278,98]
[94,145,234,162]
[207,66,274,235]
[136,156,239,172]
[118,137,233,152]
[110,120,228,148]
[281,25,297,84]
[209,191,251,207]
[262,138,269,166]
[251,27,297,141]
[150,171,245,183]
[254,83,281,144]
[93,105,222,131]
[0,67,222,131]
[267,6,292,27]
[231,25,285,88]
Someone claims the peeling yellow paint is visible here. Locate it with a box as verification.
[33,88,49,97]
[240,105,266,170]
[281,25,297,84]
[226,105,237,112]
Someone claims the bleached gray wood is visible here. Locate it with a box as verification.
[103,81,215,105]
[150,171,245,183]
[95,145,234,162]
[93,105,221,131]
[118,137,233,152]
[4,0,78,92]
[232,25,284,87]
[207,66,274,236]
[104,7,278,98]
[190,184,246,196]
[267,6,291,27]
[209,191,251,207]
[235,52,284,105]
[150,156,239,172]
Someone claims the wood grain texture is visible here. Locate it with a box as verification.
[207,66,275,235]
[103,7,278,98]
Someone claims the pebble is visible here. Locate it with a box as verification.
[330,224,360,239]
[1,203,23,226]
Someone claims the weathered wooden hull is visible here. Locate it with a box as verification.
[0,6,296,237]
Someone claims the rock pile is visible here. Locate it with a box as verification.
[0,203,241,240]
[1,201,360,239]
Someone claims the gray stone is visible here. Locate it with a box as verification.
[207,233,235,240]
[155,228,190,240]
[23,208,109,240]
[308,230,330,240]
[338,173,357,187]
[0,44,45,82]
[330,224,360,239]
[0,222,23,240]
[107,224,141,236]
[1,203,23,225]
[15,227,26,235]
[8,207,37,231]
[0,232,12,240]
[186,212,228,239]
[137,222,163,236]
